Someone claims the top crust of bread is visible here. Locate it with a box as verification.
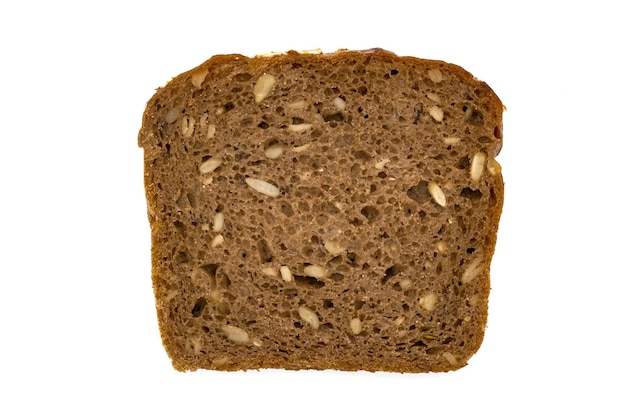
[139,49,504,372]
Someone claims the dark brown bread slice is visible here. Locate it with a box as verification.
[139,49,504,372]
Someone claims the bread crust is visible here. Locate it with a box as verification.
[140,49,504,372]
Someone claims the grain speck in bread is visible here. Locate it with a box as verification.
[138,49,504,372]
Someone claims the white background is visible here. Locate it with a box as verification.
[1,0,624,415]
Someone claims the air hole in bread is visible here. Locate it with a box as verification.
[330,273,344,282]
[257,239,273,263]
[216,301,230,315]
[175,250,190,264]
[407,181,430,204]
[349,217,363,227]
[460,187,483,201]
[327,256,342,267]
[280,202,294,217]
[346,252,358,265]
[324,112,344,123]
[382,264,403,285]
[201,264,218,279]
[219,274,231,289]
[191,297,207,317]
[283,288,298,299]
[360,205,380,223]
[455,156,470,170]
[494,125,503,139]
[354,149,371,160]
[233,72,252,82]
[489,187,498,207]
[467,110,484,125]
[173,220,186,237]
[294,275,325,289]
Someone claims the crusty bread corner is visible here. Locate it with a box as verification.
[139,49,504,372]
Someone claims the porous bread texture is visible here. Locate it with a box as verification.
[139,49,504,373]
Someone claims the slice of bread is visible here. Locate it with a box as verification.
[139,49,504,372]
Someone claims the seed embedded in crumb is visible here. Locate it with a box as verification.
[261,266,278,277]
[206,123,216,139]
[443,136,461,145]
[393,316,405,326]
[429,106,444,122]
[469,294,480,307]
[437,241,448,253]
[280,265,293,282]
[333,96,346,111]
[428,182,447,207]
[181,115,195,137]
[212,356,229,367]
[222,325,250,344]
[199,113,208,128]
[419,292,438,311]
[286,99,307,110]
[288,123,313,132]
[264,144,284,159]
[211,234,224,248]
[462,257,486,284]
[303,264,327,279]
[375,158,390,170]
[428,68,443,83]
[350,317,362,335]
[442,352,458,366]
[199,157,222,174]
[245,177,281,197]
[487,158,502,176]
[399,279,412,290]
[253,73,276,103]
[323,240,345,255]
[213,212,224,232]
[470,152,487,182]
[292,143,311,152]
[190,68,208,88]
[426,91,441,103]
[165,108,180,123]
[298,306,320,329]
[209,290,221,303]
